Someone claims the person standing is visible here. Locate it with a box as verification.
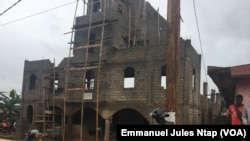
[227,94,244,125]
[13,120,16,134]
[2,120,7,133]
[242,102,250,125]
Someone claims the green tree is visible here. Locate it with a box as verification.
[0,89,21,120]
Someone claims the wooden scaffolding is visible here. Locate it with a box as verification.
[33,0,155,141]
[62,0,107,141]
[33,59,58,139]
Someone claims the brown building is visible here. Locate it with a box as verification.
[208,64,250,107]
[16,0,220,140]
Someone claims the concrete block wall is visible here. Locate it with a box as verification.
[21,41,202,124]
[19,3,221,139]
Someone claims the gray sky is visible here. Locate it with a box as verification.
[1,0,250,95]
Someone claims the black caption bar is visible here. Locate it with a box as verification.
[117,125,250,141]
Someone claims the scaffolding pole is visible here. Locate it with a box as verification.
[63,1,80,141]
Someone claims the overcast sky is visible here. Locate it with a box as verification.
[1,0,250,95]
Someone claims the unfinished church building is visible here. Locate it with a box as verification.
[18,0,209,140]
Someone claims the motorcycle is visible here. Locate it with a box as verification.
[24,129,47,141]
[150,107,175,125]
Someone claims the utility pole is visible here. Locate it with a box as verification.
[166,0,181,124]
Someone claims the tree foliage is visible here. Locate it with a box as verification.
[0,89,21,120]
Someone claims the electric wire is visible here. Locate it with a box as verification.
[0,0,21,16]
[0,1,76,27]
[192,0,208,84]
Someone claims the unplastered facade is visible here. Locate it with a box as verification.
[18,0,205,140]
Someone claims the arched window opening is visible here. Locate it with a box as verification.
[85,70,95,90]
[117,0,129,15]
[93,0,101,13]
[27,105,33,123]
[29,74,37,90]
[192,69,196,91]
[124,67,135,88]
[89,33,95,53]
[50,73,59,91]
[117,4,123,14]
[161,65,167,89]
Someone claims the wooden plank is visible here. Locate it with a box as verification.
[66,87,88,91]
[66,66,100,71]
[64,23,109,35]
[45,129,53,132]
[33,99,52,102]
[44,110,54,114]
[34,120,54,123]
[71,43,102,50]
